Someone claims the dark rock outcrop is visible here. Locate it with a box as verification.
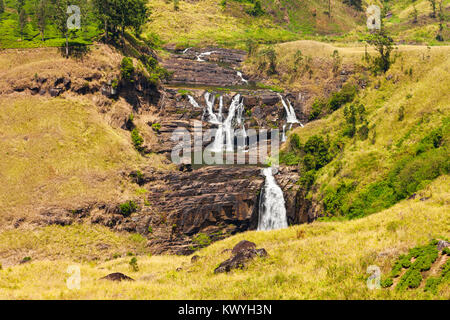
[231,240,256,255]
[100,273,135,282]
[214,241,268,273]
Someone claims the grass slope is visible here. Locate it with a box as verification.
[0,175,448,299]
[143,0,363,48]
[277,42,449,219]
[0,45,171,227]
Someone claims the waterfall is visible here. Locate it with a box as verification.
[281,124,286,142]
[187,95,201,108]
[237,71,248,84]
[278,94,303,126]
[258,167,288,231]
[182,47,192,54]
[202,92,220,124]
[191,93,245,152]
[196,51,216,62]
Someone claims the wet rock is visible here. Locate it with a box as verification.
[100,273,135,282]
[231,240,256,255]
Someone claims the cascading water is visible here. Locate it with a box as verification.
[257,167,288,231]
[237,71,248,84]
[187,95,201,108]
[191,93,247,152]
[182,47,192,54]
[278,93,302,125]
[196,51,216,62]
[281,124,286,142]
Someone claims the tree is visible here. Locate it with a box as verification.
[35,0,49,41]
[428,0,437,18]
[343,0,362,11]
[258,45,277,75]
[93,0,112,43]
[365,30,394,74]
[248,0,264,17]
[18,7,27,40]
[0,0,5,15]
[411,4,418,23]
[94,0,149,41]
[53,0,70,57]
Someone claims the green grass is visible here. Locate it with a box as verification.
[0,0,101,49]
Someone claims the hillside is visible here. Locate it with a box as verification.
[0,175,448,299]
[0,0,448,302]
[276,41,449,221]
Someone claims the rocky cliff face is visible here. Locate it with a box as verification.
[16,46,317,255]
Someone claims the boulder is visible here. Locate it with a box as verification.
[214,247,267,274]
[231,240,256,255]
[100,272,134,282]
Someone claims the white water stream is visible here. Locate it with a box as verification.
[257,167,288,231]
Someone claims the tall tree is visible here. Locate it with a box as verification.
[18,7,27,40]
[365,29,394,74]
[35,0,49,41]
[53,0,70,57]
[93,0,112,43]
[428,0,437,18]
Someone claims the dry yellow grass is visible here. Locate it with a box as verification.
[0,44,173,227]
[0,95,143,226]
[0,175,448,299]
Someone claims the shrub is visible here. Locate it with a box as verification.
[119,200,138,217]
[120,57,134,80]
[289,133,302,151]
[381,277,393,288]
[192,233,211,248]
[309,98,326,120]
[247,0,265,16]
[397,269,422,290]
[424,277,441,294]
[131,128,144,151]
[328,84,357,111]
[151,123,161,132]
[129,257,139,272]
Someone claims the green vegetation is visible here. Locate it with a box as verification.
[379,240,449,293]
[120,57,135,80]
[151,123,161,132]
[192,233,211,249]
[131,128,144,151]
[119,200,138,217]
[364,30,396,75]
[129,257,139,272]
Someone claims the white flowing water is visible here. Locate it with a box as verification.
[281,124,286,142]
[278,94,303,126]
[196,51,216,62]
[237,71,248,84]
[258,167,288,231]
[190,93,246,152]
[187,95,201,108]
[182,47,192,54]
